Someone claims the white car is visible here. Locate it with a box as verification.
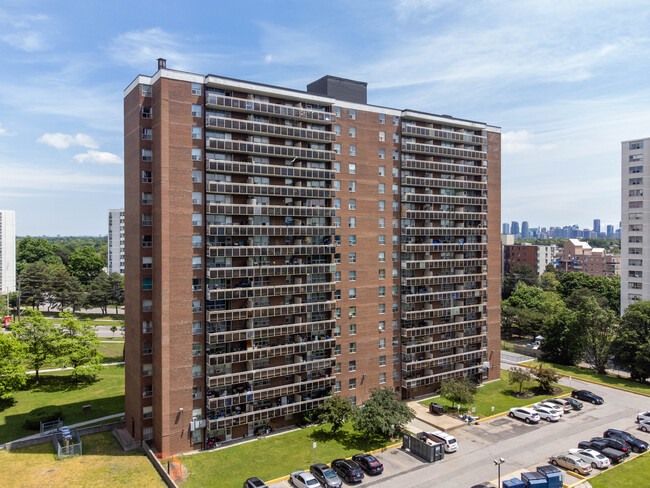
[638,419,650,432]
[568,448,611,469]
[534,402,564,416]
[637,411,650,423]
[508,407,540,424]
[290,471,322,488]
[533,405,561,422]
[428,430,458,452]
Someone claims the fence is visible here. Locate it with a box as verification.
[4,420,124,451]
[52,427,82,460]
[142,441,181,488]
[402,433,444,463]
[40,419,63,436]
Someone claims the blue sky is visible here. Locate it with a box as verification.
[1,0,649,235]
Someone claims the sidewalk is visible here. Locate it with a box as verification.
[407,401,466,432]
[26,362,124,375]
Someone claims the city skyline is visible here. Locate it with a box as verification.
[2,1,650,234]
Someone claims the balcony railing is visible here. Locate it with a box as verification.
[403,333,486,355]
[404,210,486,221]
[402,192,487,206]
[401,226,487,237]
[208,338,335,365]
[401,176,486,191]
[401,258,487,270]
[400,243,486,253]
[210,282,335,301]
[208,245,335,259]
[206,204,335,218]
[207,182,334,199]
[206,116,336,142]
[402,364,484,389]
[207,318,336,344]
[206,160,334,181]
[208,263,335,280]
[402,273,486,287]
[207,357,334,387]
[206,94,336,123]
[402,142,486,160]
[400,319,487,338]
[207,225,335,237]
[402,350,485,372]
[401,304,485,321]
[402,288,487,303]
[206,139,335,162]
[401,125,487,144]
[208,300,336,322]
[401,158,487,175]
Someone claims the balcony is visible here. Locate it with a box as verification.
[402,350,485,372]
[206,116,336,143]
[402,273,486,287]
[401,176,486,191]
[206,204,335,218]
[208,263,335,280]
[401,158,487,175]
[208,245,335,259]
[402,192,487,206]
[404,210,486,221]
[400,125,487,144]
[209,282,335,301]
[400,226,487,237]
[206,138,335,162]
[401,242,486,253]
[401,303,485,321]
[206,160,334,181]
[402,364,485,389]
[206,94,336,123]
[403,333,486,355]
[208,300,336,322]
[206,182,334,199]
[401,318,487,338]
[402,288,487,303]
[207,357,335,387]
[207,318,336,344]
[401,142,486,160]
[207,224,335,238]
[401,258,487,270]
[207,338,335,365]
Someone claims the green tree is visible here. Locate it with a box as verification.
[540,271,559,292]
[502,264,539,299]
[316,395,354,433]
[0,334,27,399]
[19,261,51,309]
[110,324,117,338]
[610,301,650,382]
[501,284,560,338]
[439,377,478,407]
[67,246,105,281]
[533,365,560,393]
[57,312,102,381]
[49,264,86,313]
[353,387,415,438]
[508,367,532,393]
[11,309,60,384]
[571,294,617,374]
[107,272,125,314]
[540,299,584,365]
[87,272,112,315]
[16,237,61,274]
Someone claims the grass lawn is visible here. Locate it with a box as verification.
[0,432,164,488]
[590,452,650,488]
[0,365,125,444]
[419,370,573,417]
[179,422,393,488]
[524,360,650,397]
[97,341,124,363]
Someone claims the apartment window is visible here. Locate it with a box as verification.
[349,145,356,156]
[143,363,152,377]
[393,115,399,126]
[333,180,341,191]
[192,192,202,205]
[142,320,152,333]
[142,299,152,312]
[379,131,386,142]
[142,149,152,162]
[393,133,399,143]
[141,85,152,97]
[349,378,356,390]
[192,386,202,400]
[334,125,341,136]
[349,253,356,263]
[379,217,385,229]
[379,321,386,332]
[335,344,341,356]
[392,252,398,262]
[349,127,356,138]
[192,343,202,357]
[630,141,644,150]
[142,192,152,205]
[392,184,399,194]
[333,161,341,173]
[334,381,341,393]
[334,143,341,155]
[379,355,386,367]
[192,126,202,139]
[392,235,398,245]
[334,310,341,321]
[393,353,399,364]
[192,278,202,292]
[630,189,644,197]
[392,218,399,228]
[142,213,152,226]
[379,200,386,211]
[379,148,386,159]
[142,127,152,140]
[349,270,356,281]
[379,303,386,314]
[630,154,644,162]
[349,181,356,192]
[192,299,202,313]
[349,163,356,174]
[349,360,356,372]
[192,321,202,334]
[379,373,386,384]
[348,323,357,336]
[393,150,399,160]
[190,104,202,117]
[629,270,643,278]
[379,338,386,349]
[393,370,399,381]
[379,251,386,262]
[392,200,399,211]
[142,235,153,248]
[378,183,385,194]
[191,83,202,95]
[630,224,644,232]
[349,109,356,120]
[630,166,643,173]
[191,170,202,183]
[378,166,386,178]
[141,170,152,184]
[629,282,643,289]
[349,288,356,299]
[349,199,356,210]
[349,217,356,228]
[630,177,643,185]
[334,325,341,337]
[379,235,386,245]
[349,306,356,318]
[334,106,341,117]
[335,271,341,282]
[192,148,202,161]
[630,259,643,266]
[349,235,357,246]
[392,319,398,330]
[334,217,341,228]
[392,269,398,279]
[393,336,399,346]
[630,201,643,208]
[333,198,341,209]
[141,106,152,119]
[192,235,202,248]
[334,362,341,374]
[192,365,202,379]
[335,236,341,246]
[379,269,386,280]
[378,286,386,297]
[630,236,643,243]
[349,342,357,354]
[192,213,202,226]
[379,113,386,124]
[142,278,152,291]
[143,342,152,355]
[192,257,202,269]
[143,386,153,399]
[630,247,643,254]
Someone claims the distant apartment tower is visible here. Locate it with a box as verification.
[511,221,520,236]
[123,63,501,454]
[521,221,529,238]
[503,243,556,276]
[593,219,601,234]
[108,208,125,275]
[606,224,614,238]
[558,238,620,277]
[0,210,16,295]
[622,138,650,312]
[502,223,510,234]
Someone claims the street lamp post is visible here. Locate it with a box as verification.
[494,457,505,487]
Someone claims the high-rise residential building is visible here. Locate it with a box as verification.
[502,223,510,235]
[622,137,650,312]
[123,61,501,454]
[593,219,601,234]
[503,243,557,276]
[511,221,520,236]
[0,210,16,295]
[606,224,614,238]
[108,208,125,275]
[521,221,529,238]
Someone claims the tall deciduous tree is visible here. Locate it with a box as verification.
[107,272,125,314]
[11,309,60,384]
[16,237,62,274]
[502,264,539,299]
[572,294,617,374]
[67,246,105,281]
[316,395,354,433]
[540,298,584,365]
[439,377,478,407]
[57,312,102,381]
[611,301,650,382]
[19,261,51,309]
[353,387,415,438]
[0,334,27,399]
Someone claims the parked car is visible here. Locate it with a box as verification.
[546,398,572,412]
[603,429,649,453]
[548,453,592,475]
[568,448,611,469]
[290,471,322,488]
[638,419,650,432]
[533,402,564,416]
[579,437,631,454]
[331,459,364,483]
[244,477,269,488]
[429,430,458,452]
[571,390,604,404]
[564,397,583,410]
[351,454,384,475]
[533,405,561,422]
[588,447,628,465]
[636,410,650,423]
[310,463,342,488]
[508,407,540,424]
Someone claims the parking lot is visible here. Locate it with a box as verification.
[270,375,650,488]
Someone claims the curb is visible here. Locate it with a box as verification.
[582,447,650,486]
[516,363,650,398]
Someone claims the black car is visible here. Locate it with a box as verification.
[571,389,604,404]
[604,429,649,453]
[351,453,384,475]
[309,463,342,488]
[564,397,583,410]
[331,459,364,483]
[244,477,269,488]
[593,447,627,465]
[579,437,631,454]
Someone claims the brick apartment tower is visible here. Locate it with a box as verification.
[124,60,501,454]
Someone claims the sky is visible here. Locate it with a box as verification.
[1,0,649,236]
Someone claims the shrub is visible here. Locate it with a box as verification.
[24,405,63,430]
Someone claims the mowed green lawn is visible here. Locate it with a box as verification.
[0,432,164,488]
[179,422,394,488]
[525,361,650,397]
[97,341,124,363]
[419,370,573,417]
[590,452,650,488]
[0,365,125,444]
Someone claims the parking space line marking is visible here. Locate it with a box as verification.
[281,480,291,488]
[391,457,409,468]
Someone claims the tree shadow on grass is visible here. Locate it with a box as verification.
[0,397,17,413]
[27,375,101,393]
[309,427,389,452]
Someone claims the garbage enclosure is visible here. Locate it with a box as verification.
[402,433,444,462]
[429,402,444,415]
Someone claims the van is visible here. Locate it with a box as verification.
[418,432,444,448]
[429,430,458,453]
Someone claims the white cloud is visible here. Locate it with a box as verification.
[0,122,10,136]
[73,150,122,165]
[502,130,555,155]
[38,132,99,149]
[0,161,122,191]
[264,54,273,63]
[1,31,46,52]
[0,9,50,52]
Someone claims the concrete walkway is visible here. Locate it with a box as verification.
[406,400,466,433]
[26,362,124,374]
